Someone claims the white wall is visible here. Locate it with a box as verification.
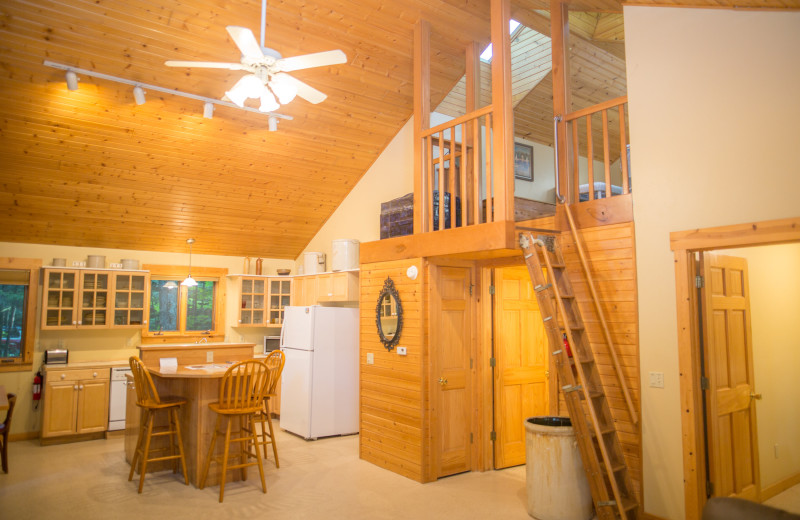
[625,7,800,519]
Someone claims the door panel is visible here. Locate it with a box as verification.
[77,380,109,433]
[432,266,472,478]
[493,266,549,468]
[702,253,760,500]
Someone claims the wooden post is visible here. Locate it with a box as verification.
[490,0,513,223]
[465,41,481,225]
[414,20,431,234]
[550,0,570,205]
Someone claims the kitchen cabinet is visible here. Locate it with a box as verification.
[292,270,359,305]
[232,276,293,326]
[41,366,110,441]
[291,275,318,307]
[41,268,149,330]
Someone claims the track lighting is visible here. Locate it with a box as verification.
[203,102,214,119]
[43,60,292,125]
[268,116,278,132]
[65,70,79,91]
[133,86,146,105]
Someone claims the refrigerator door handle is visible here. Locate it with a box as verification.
[280,314,287,348]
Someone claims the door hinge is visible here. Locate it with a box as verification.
[470,432,474,444]
[490,431,496,442]
[696,275,704,288]
[706,480,714,498]
[470,358,473,369]
[489,285,495,295]
[700,376,710,390]
[469,284,474,296]
[489,357,496,367]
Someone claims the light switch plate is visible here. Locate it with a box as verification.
[206,351,213,363]
[366,352,374,365]
[649,371,664,388]
[397,346,407,356]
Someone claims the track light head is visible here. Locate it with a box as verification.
[133,86,146,105]
[268,116,278,132]
[65,70,79,91]
[203,102,214,119]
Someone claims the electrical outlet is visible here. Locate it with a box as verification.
[206,351,213,363]
[366,352,374,365]
[397,347,407,356]
[649,371,664,388]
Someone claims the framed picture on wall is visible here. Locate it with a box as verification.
[514,142,533,181]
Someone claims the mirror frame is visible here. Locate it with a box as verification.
[375,277,403,351]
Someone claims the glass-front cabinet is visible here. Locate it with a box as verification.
[41,268,149,330]
[234,276,292,327]
[113,272,149,327]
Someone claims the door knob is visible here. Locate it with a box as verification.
[438,377,448,386]
[750,392,762,400]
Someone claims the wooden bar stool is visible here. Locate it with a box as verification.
[257,350,285,467]
[200,359,270,503]
[128,356,188,493]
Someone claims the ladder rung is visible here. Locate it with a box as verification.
[550,262,565,268]
[602,461,626,474]
[569,324,585,331]
[591,423,616,437]
[622,496,639,512]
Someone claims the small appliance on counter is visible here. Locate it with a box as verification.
[264,335,281,354]
[44,349,69,364]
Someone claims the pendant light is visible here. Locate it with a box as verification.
[181,238,198,287]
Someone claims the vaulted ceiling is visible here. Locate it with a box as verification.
[1,0,796,258]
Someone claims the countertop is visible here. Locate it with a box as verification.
[138,342,256,350]
[43,360,130,371]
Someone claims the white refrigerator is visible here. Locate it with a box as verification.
[279,305,359,439]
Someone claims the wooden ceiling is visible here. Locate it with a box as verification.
[1,0,797,259]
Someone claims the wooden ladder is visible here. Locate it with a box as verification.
[519,231,639,520]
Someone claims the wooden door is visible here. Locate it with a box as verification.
[493,266,549,468]
[77,379,110,433]
[431,266,473,478]
[702,253,760,500]
[42,381,78,437]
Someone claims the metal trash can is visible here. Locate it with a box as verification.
[525,416,593,520]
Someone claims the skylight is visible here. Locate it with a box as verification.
[480,19,521,62]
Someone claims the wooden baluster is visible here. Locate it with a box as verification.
[619,103,629,194]
[485,113,493,223]
[459,122,467,228]
[602,109,611,198]
[426,135,433,232]
[586,114,594,201]
[437,131,445,231]
[571,119,579,204]
[448,126,456,229]
[473,116,481,224]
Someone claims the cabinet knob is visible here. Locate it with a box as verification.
[73,321,77,325]
[78,321,82,325]
[79,385,84,390]
[61,374,66,380]
[93,372,98,378]
[73,385,79,390]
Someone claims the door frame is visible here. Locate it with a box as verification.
[670,216,800,520]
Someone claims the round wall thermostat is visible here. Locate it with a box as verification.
[406,265,418,280]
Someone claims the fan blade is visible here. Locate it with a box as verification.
[165,61,246,70]
[274,73,327,104]
[278,50,347,72]
[226,26,264,61]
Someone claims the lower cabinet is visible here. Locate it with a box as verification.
[42,366,110,440]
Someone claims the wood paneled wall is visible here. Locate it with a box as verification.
[359,258,428,482]
[559,221,642,500]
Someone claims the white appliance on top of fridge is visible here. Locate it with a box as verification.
[279,305,359,439]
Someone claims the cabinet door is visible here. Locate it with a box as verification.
[315,274,333,302]
[78,271,110,328]
[113,272,149,328]
[268,278,292,325]
[42,382,78,437]
[77,379,110,433]
[42,270,78,329]
[317,272,359,302]
[239,277,267,326]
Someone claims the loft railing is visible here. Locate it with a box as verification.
[563,96,630,204]
[419,106,495,233]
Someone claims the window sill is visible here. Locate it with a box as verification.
[0,361,33,373]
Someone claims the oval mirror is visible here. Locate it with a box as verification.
[376,277,402,351]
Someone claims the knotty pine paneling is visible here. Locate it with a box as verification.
[360,258,427,482]
[559,221,642,501]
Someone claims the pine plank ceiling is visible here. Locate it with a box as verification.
[1,0,797,259]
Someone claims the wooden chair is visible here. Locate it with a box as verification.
[128,356,188,493]
[0,393,17,473]
[200,359,270,503]
[256,350,285,467]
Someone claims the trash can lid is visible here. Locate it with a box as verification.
[527,416,572,427]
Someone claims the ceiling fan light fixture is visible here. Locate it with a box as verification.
[269,74,297,105]
[65,70,79,91]
[133,86,146,105]
[259,90,280,113]
[226,74,263,107]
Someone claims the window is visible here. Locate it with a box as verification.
[0,258,41,371]
[143,265,226,339]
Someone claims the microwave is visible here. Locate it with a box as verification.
[264,336,281,354]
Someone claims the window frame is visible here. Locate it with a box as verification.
[0,257,41,372]
[141,265,227,342]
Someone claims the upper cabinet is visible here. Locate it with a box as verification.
[41,268,150,330]
[233,276,293,327]
[292,270,359,306]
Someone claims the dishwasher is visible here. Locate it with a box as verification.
[108,366,132,431]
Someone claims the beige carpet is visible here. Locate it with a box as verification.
[0,424,531,519]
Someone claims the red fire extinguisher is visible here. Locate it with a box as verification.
[563,333,573,358]
[33,370,42,409]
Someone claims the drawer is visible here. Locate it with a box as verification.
[48,368,110,382]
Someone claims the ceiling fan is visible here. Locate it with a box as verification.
[165,22,346,112]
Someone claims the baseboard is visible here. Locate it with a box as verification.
[761,472,800,502]
[642,513,668,520]
[9,431,39,442]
